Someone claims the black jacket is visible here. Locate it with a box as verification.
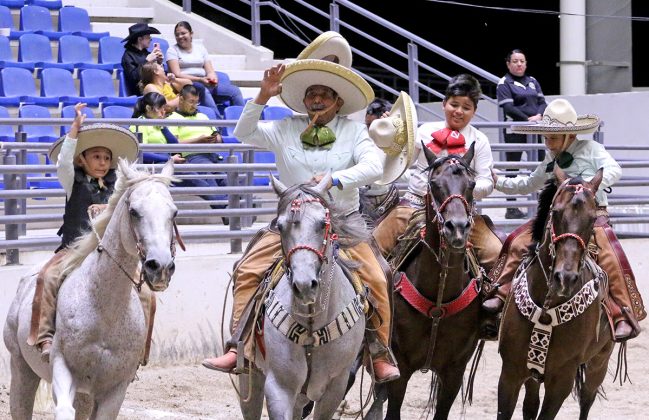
[121,44,149,96]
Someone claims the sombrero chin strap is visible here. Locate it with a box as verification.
[300,101,339,148]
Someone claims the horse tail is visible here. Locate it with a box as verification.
[463,339,485,405]
[613,341,630,386]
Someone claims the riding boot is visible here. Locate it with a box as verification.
[468,214,503,275]
[27,249,69,354]
[372,205,415,258]
[592,218,645,340]
[138,283,156,366]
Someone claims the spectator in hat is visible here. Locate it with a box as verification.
[121,23,164,97]
[364,97,392,129]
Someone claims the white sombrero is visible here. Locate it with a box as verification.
[49,123,140,168]
[369,91,417,185]
[296,31,353,68]
[279,59,374,116]
[512,98,600,135]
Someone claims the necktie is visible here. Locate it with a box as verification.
[426,128,466,155]
[300,125,336,148]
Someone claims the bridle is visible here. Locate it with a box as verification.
[284,197,338,266]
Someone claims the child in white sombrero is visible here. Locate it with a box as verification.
[485,98,645,341]
[27,103,140,360]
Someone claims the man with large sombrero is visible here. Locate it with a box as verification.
[202,34,402,382]
[486,98,645,341]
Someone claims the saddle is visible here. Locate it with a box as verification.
[359,184,400,228]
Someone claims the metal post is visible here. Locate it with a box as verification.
[251,0,260,46]
[16,131,27,237]
[407,43,419,104]
[182,0,191,13]
[329,3,340,32]
[227,154,242,253]
[243,149,254,228]
[3,153,20,265]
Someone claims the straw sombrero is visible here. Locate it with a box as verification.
[369,92,417,185]
[49,123,140,168]
[296,31,352,68]
[279,59,374,116]
[512,98,600,135]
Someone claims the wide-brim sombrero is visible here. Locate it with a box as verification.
[370,91,417,185]
[296,31,353,68]
[279,59,374,116]
[512,98,600,135]
[49,123,140,168]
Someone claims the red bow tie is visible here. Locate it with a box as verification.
[426,128,467,155]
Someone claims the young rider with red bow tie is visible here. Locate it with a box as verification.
[373,74,502,274]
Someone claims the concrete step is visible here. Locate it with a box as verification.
[91,22,178,41]
[63,0,136,7]
[82,7,155,23]
[209,54,247,70]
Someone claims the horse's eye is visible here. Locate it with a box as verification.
[277,221,284,231]
[320,220,327,230]
[129,208,140,218]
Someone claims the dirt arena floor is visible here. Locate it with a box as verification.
[0,328,646,419]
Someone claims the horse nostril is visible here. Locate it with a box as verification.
[144,259,161,272]
[311,280,318,290]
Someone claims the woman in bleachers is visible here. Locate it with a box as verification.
[138,62,192,113]
[130,92,185,164]
[167,21,245,111]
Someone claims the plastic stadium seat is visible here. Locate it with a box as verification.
[223,105,243,136]
[60,104,94,135]
[98,36,124,67]
[27,0,62,10]
[0,5,31,40]
[40,68,99,106]
[253,150,276,186]
[0,0,25,9]
[101,105,132,128]
[20,5,70,40]
[0,67,60,106]
[148,37,169,59]
[0,105,15,141]
[18,33,73,70]
[197,105,219,121]
[58,35,115,71]
[18,104,58,142]
[58,6,109,41]
[262,106,293,121]
[0,32,34,69]
[79,69,137,107]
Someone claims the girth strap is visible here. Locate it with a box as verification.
[394,273,480,319]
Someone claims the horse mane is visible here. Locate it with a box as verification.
[276,183,370,250]
[58,161,174,277]
[529,179,558,246]
[423,154,477,178]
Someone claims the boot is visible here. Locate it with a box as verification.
[614,320,633,341]
[373,359,400,383]
[202,349,237,373]
[505,208,526,219]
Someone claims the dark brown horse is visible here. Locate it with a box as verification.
[368,143,486,420]
[497,166,616,420]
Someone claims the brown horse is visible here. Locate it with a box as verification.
[368,143,486,420]
[497,166,617,420]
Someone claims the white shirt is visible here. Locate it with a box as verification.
[57,135,77,198]
[166,43,209,77]
[408,121,494,200]
[233,102,383,213]
[495,138,621,206]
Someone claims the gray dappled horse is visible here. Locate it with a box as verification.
[4,160,178,419]
[239,174,366,420]
[497,167,616,420]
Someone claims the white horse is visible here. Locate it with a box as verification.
[3,159,178,419]
[240,174,367,420]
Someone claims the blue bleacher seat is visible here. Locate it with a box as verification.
[0,32,34,69]
[18,104,58,142]
[20,5,70,40]
[102,105,132,128]
[27,0,62,10]
[58,35,115,71]
[253,150,276,186]
[40,68,99,106]
[0,105,15,141]
[0,67,60,106]
[98,36,124,67]
[58,6,109,41]
[197,105,218,121]
[79,69,137,106]
[0,5,31,40]
[18,33,73,70]
[223,105,243,136]
[148,37,169,59]
[262,105,293,121]
[60,104,94,135]
[0,0,25,10]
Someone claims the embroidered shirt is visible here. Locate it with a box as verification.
[233,101,383,213]
[408,121,494,200]
[495,139,621,206]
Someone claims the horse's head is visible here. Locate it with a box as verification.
[546,165,603,297]
[120,160,179,292]
[271,173,337,307]
[422,141,477,249]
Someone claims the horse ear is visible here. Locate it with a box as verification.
[462,142,476,166]
[421,140,436,166]
[589,168,604,192]
[553,163,567,184]
[118,157,138,180]
[270,174,288,196]
[313,171,333,195]
[161,159,175,178]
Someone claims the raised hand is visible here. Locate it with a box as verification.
[256,64,285,104]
